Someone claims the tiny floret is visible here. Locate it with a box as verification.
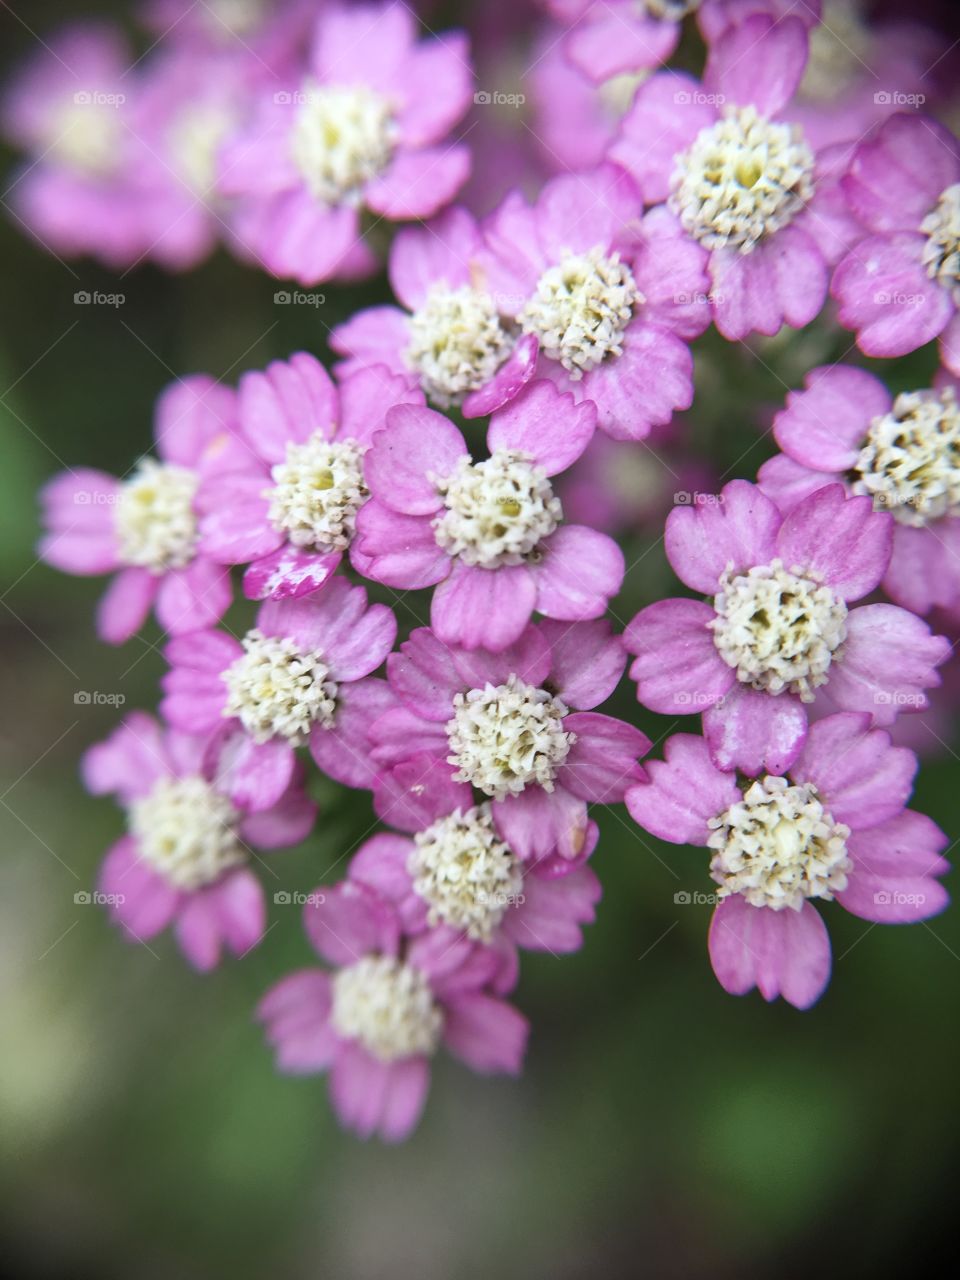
[223,629,338,743]
[128,775,245,891]
[407,284,513,407]
[920,183,960,302]
[266,435,367,551]
[290,83,396,206]
[115,459,199,572]
[853,387,960,526]
[330,955,443,1062]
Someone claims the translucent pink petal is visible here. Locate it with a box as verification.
[155,558,232,635]
[460,333,539,419]
[487,380,596,475]
[365,403,466,513]
[96,568,158,645]
[773,364,889,471]
[373,754,473,833]
[710,225,828,341]
[708,896,831,1010]
[826,604,949,725]
[387,627,465,721]
[492,785,591,863]
[304,880,400,967]
[238,351,338,462]
[625,598,732,714]
[704,13,808,117]
[665,478,781,592]
[365,145,470,220]
[775,485,892,600]
[538,618,625,710]
[626,733,740,846]
[431,562,537,652]
[559,713,650,802]
[354,499,451,589]
[703,682,808,775]
[310,677,395,789]
[792,712,916,832]
[609,72,715,204]
[442,994,528,1074]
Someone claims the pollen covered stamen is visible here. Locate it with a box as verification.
[410,804,524,940]
[520,245,641,378]
[330,955,443,1062]
[266,435,366,552]
[433,450,561,568]
[223,629,338,744]
[921,183,960,302]
[447,674,574,799]
[671,105,815,253]
[291,82,395,206]
[853,387,960,526]
[115,459,199,573]
[707,775,852,911]
[129,775,244,891]
[710,560,847,701]
[406,284,513,407]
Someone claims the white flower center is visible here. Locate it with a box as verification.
[410,804,524,941]
[852,386,960,526]
[115,459,199,573]
[128,775,244,891]
[519,245,641,378]
[708,775,852,911]
[800,1,870,103]
[671,106,815,253]
[710,560,848,701]
[446,674,574,799]
[266,435,366,552]
[921,183,960,303]
[203,0,264,36]
[169,102,235,195]
[330,955,443,1062]
[223,629,338,744]
[406,284,513,407]
[50,100,121,176]
[291,83,395,206]
[433,450,562,569]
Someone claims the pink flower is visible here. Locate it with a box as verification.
[84,711,316,970]
[258,880,527,1141]
[369,620,650,864]
[758,364,960,616]
[470,164,710,436]
[625,480,950,776]
[39,376,238,643]
[356,380,625,651]
[196,353,423,600]
[356,754,602,949]
[160,577,397,806]
[831,113,960,377]
[218,2,473,284]
[610,15,849,340]
[138,0,314,74]
[627,714,950,1008]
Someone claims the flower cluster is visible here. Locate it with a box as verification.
[18,0,960,1140]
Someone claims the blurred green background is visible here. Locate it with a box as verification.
[2,3,959,1277]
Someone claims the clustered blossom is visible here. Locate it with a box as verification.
[20,0,960,1139]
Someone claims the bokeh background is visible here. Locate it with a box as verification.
[2,2,960,1277]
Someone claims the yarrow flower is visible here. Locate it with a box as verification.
[355,380,624,651]
[85,712,316,970]
[39,376,238,643]
[195,352,423,600]
[627,714,950,1008]
[369,620,650,863]
[831,113,960,376]
[160,577,396,805]
[257,879,527,1141]
[758,364,960,616]
[217,1,473,284]
[625,480,950,775]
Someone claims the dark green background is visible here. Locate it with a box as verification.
[2,3,958,1276]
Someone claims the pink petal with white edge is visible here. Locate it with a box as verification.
[310,677,395,789]
[155,558,232,635]
[559,713,649,802]
[243,546,341,601]
[493,785,591,863]
[388,627,465,722]
[365,146,470,220]
[841,114,960,235]
[838,810,950,923]
[487,380,597,475]
[366,403,466,514]
[831,234,954,358]
[354,499,451,589]
[503,865,601,953]
[531,526,624,621]
[775,485,892,601]
[96,568,158,645]
[708,896,831,1010]
[443,994,528,1075]
[238,352,337,463]
[757,453,835,514]
[825,604,949,726]
[388,205,478,310]
[703,682,808,775]
[461,333,539,419]
[704,14,809,117]
[431,561,537,652]
[539,618,625,710]
[175,869,266,971]
[304,880,400,968]
[258,578,396,681]
[626,733,740,845]
[792,712,916,832]
[710,224,828,341]
[609,72,716,204]
[665,479,781,593]
[625,597,732,714]
[258,969,338,1074]
[99,836,180,941]
[373,754,473,834]
[566,6,679,83]
[571,322,694,441]
[773,365,890,471]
